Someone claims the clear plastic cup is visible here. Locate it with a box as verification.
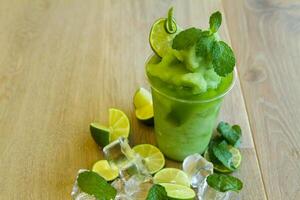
[146,55,236,161]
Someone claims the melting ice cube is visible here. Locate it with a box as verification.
[182,153,213,188]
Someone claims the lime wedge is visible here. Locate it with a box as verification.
[204,146,242,173]
[92,160,118,181]
[109,108,130,142]
[159,183,195,200]
[132,144,165,174]
[134,88,152,108]
[154,168,190,187]
[90,123,110,147]
[149,18,180,57]
[133,88,154,125]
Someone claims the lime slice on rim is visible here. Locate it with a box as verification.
[149,18,180,57]
[154,168,190,187]
[159,183,195,200]
[92,160,118,181]
[109,108,130,142]
[204,146,242,173]
[132,144,165,174]
[90,123,110,147]
[133,88,154,125]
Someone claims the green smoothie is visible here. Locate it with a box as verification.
[146,9,236,161]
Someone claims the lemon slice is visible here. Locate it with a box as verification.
[109,108,130,142]
[154,168,190,187]
[133,88,154,125]
[132,144,165,174]
[159,183,195,200]
[92,160,118,181]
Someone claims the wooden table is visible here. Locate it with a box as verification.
[0,0,299,199]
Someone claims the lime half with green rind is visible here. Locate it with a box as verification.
[90,123,110,147]
[159,183,195,200]
[204,145,242,173]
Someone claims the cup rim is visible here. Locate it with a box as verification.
[145,55,237,104]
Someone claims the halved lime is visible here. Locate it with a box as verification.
[149,18,180,57]
[92,160,118,181]
[159,183,195,200]
[132,144,165,174]
[109,108,130,142]
[133,88,154,125]
[154,168,190,187]
[204,146,242,173]
[90,123,110,147]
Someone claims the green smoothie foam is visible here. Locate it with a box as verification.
[146,9,236,161]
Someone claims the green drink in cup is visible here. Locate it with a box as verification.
[146,8,236,161]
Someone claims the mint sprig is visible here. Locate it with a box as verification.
[172,27,202,50]
[171,11,236,76]
[146,184,169,200]
[209,11,222,33]
[207,174,243,192]
[195,31,215,59]
[212,41,236,77]
[212,140,236,171]
[77,171,117,200]
[217,122,242,147]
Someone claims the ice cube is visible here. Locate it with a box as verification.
[103,137,134,169]
[111,178,125,193]
[182,153,213,188]
[197,179,237,200]
[124,175,153,200]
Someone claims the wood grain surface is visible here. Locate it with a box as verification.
[223,0,300,199]
[0,0,298,199]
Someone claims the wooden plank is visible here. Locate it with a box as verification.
[223,0,300,199]
[0,0,266,199]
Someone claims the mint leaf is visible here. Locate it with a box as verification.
[77,171,117,200]
[207,174,243,192]
[212,41,236,77]
[209,11,222,33]
[146,184,169,200]
[217,122,242,147]
[172,27,202,50]
[195,31,215,58]
[208,136,224,164]
[212,140,235,171]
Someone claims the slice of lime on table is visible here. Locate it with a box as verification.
[149,7,181,57]
[204,145,242,173]
[132,144,165,174]
[159,183,195,200]
[90,108,130,147]
[153,168,190,187]
[133,87,154,125]
[92,160,119,181]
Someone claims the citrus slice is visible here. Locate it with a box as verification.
[90,122,110,147]
[109,108,130,142]
[230,146,242,169]
[154,168,190,187]
[133,88,154,125]
[159,183,195,200]
[204,146,242,173]
[134,87,152,108]
[132,144,165,174]
[149,18,180,57]
[92,160,118,181]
